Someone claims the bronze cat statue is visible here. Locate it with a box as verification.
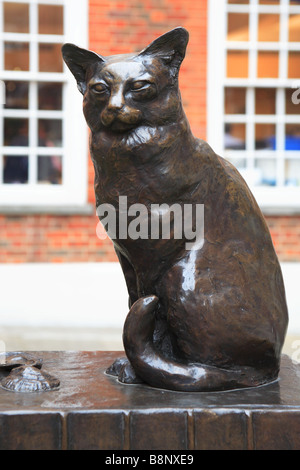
[62,27,288,392]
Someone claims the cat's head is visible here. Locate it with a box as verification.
[62,28,189,135]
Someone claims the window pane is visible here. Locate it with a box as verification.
[225,123,246,149]
[39,44,63,73]
[4,119,28,146]
[38,83,63,110]
[289,15,300,42]
[288,52,300,79]
[286,125,300,150]
[5,42,29,71]
[286,88,300,114]
[3,156,28,184]
[255,159,277,186]
[285,160,300,186]
[227,14,249,41]
[241,168,265,186]
[255,88,276,114]
[4,2,29,33]
[227,157,247,171]
[38,5,64,35]
[38,156,62,184]
[5,81,29,109]
[255,123,276,149]
[38,120,62,147]
[258,14,280,42]
[225,88,246,114]
[257,51,279,78]
[227,51,249,78]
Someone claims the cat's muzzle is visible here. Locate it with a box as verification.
[101,109,142,133]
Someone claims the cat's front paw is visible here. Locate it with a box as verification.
[106,356,128,377]
[106,356,143,384]
[118,361,144,385]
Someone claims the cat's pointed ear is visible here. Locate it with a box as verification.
[62,44,105,94]
[138,27,189,77]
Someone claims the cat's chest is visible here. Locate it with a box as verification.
[91,146,184,206]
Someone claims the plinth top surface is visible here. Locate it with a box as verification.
[0,351,300,412]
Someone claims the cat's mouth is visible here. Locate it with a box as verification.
[101,109,142,134]
[106,120,137,133]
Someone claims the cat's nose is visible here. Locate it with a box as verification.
[107,90,124,112]
[101,91,125,126]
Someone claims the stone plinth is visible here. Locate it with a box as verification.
[0,351,300,450]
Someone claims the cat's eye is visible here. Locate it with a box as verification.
[130,81,152,92]
[129,80,157,101]
[91,82,108,94]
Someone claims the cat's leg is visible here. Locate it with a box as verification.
[115,248,138,308]
[106,248,144,382]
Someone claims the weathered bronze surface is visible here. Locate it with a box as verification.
[62,28,288,392]
[0,351,300,450]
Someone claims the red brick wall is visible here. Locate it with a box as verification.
[268,216,300,262]
[0,214,116,263]
[0,0,299,264]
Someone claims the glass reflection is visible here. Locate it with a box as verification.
[259,0,280,3]
[285,125,300,150]
[257,52,279,78]
[38,156,62,184]
[4,119,29,147]
[5,81,29,109]
[225,124,246,150]
[227,13,249,41]
[286,88,300,114]
[285,160,300,186]
[38,5,64,35]
[225,88,246,114]
[5,42,29,71]
[39,44,63,73]
[289,15,300,42]
[258,14,280,42]
[38,83,62,110]
[227,51,249,78]
[38,120,62,147]
[4,2,29,33]
[288,52,300,79]
[255,159,277,186]
[255,124,276,149]
[3,156,28,184]
[255,88,276,115]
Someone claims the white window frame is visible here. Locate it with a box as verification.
[0,0,88,208]
[208,0,300,212]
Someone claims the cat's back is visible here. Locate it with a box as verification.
[193,138,271,241]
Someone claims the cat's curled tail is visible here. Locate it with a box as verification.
[122,295,278,392]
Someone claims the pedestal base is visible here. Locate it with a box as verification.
[0,351,300,450]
